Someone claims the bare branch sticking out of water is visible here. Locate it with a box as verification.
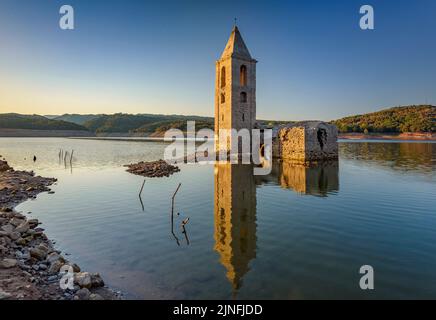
[182,224,190,245]
[64,151,69,168]
[138,179,146,211]
[139,179,146,197]
[172,183,182,202]
[171,183,182,246]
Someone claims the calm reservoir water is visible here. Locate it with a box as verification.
[0,138,435,299]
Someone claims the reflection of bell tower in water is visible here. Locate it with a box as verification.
[214,164,257,292]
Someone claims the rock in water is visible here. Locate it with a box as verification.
[89,293,104,300]
[0,290,12,300]
[124,159,180,178]
[74,272,92,289]
[9,232,21,241]
[48,260,64,275]
[30,247,47,260]
[15,221,29,234]
[75,288,91,300]
[0,258,18,269]
[1,224,14,233]
[0,160,11,172]
[91,273,105,288]
[46,252,64,265]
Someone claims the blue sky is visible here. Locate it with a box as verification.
[0,0,435,120]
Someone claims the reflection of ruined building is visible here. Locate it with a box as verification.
[272,121,338,162]
[214,164,257,291]
[256,161,339,196]
[278,161,339,196]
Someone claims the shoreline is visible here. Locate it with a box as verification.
[338,132,436,141]
[0,131,434,142]
[0,158,121,300]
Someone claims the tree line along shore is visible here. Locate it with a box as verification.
[0,105,434,138]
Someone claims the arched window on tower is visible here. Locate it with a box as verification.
[240,91,247,103]
[220,93,225,104]
[240,65,247,86]
[220,66,226,88]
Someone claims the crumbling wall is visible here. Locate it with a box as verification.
[273,121,338,162]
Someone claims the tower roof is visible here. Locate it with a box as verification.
[220,26,254,61]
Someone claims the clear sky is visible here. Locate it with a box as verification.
[0,0,435,121]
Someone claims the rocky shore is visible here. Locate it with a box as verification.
[0,159,120,300]
[124,159,180,178]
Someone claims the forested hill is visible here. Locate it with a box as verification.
[332,105,435,133]
[0,113,89,131]
[54,114,102,125]
[2,105,434,135]
[82,113,213,134]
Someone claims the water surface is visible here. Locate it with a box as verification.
[1,138,435,299]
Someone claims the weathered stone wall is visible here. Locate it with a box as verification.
[231,58,256,132]
[273,121,338,162]
[275,127,306,161]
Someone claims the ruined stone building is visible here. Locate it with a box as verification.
[214,26,338,162]
[272,121,338,162]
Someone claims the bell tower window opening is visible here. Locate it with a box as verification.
[240,91,247,103]
[240,65,247,86]
[220,66,226,88]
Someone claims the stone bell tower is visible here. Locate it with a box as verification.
[215,26,257,153]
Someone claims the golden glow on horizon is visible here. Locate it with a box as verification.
[0,75,211,116]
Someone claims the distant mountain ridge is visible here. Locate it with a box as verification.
[0,113,88,131]
[82,113,214,134]
[1,105,434,135]
[53,114,102,125]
